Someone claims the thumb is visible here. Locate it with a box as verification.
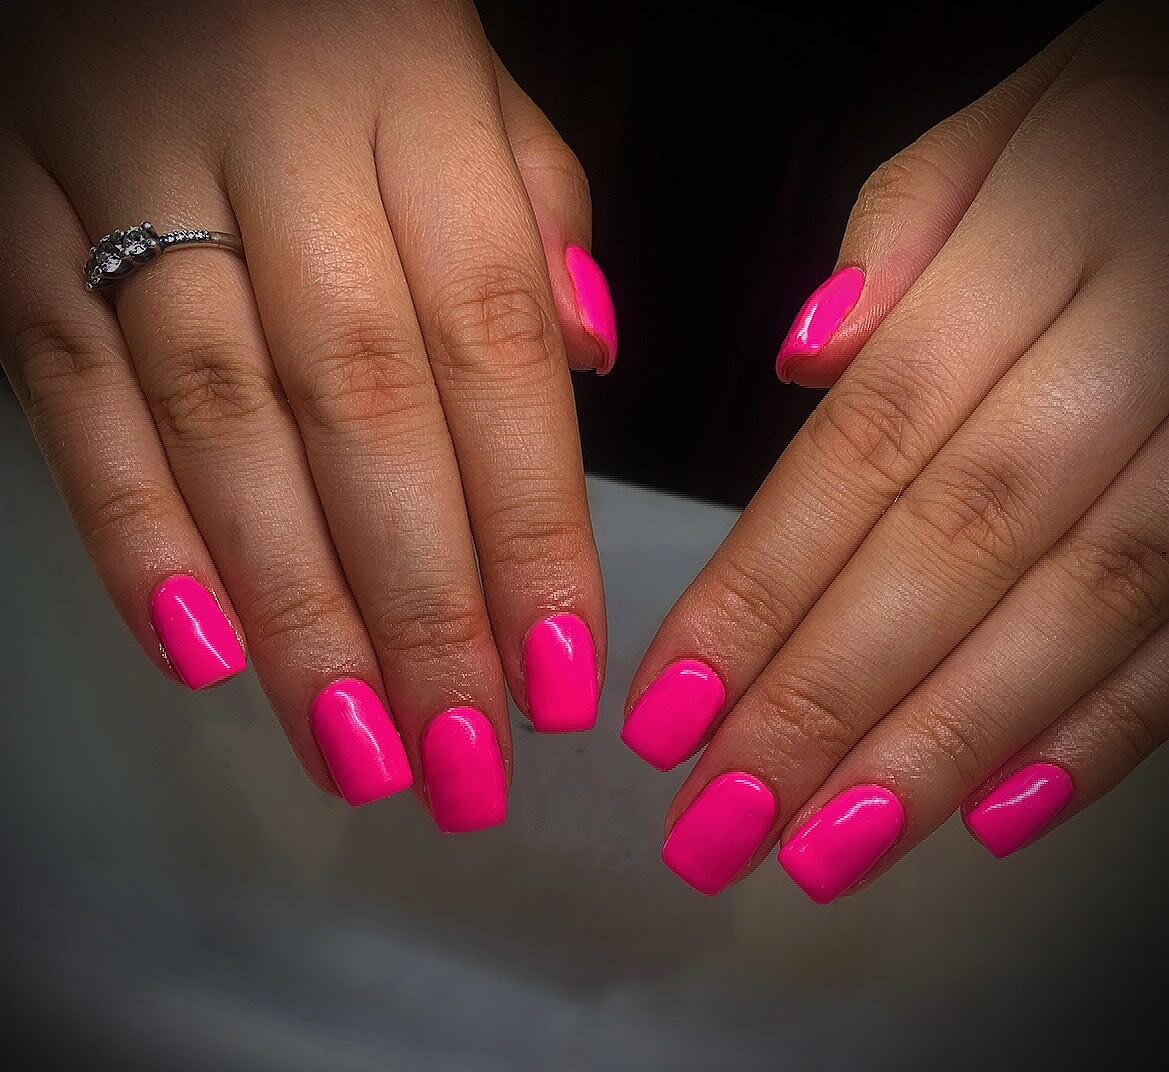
[495,55,617,375]
[776,22,1086,388]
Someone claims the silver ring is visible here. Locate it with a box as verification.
[85,222,244,291]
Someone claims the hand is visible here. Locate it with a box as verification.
[0,0,616,829]
[623,2,1168,900]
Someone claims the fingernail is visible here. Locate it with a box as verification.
[663,772,777,896]
[778,785,905,905]
[423,707,507,833]
[621,658,726,771]
[565,245,618,374]
[524,612,599,733]
[965,762,1074,858]
[149,574,246,690]
[310,679,413,807]
[776,266,865,380]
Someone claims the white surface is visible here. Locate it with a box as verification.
[0,395,1164,1069]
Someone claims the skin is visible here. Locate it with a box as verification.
[0,0,606,816]
[639,1,1169,894]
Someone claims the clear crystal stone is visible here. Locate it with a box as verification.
[122,230,149,257]
[97,246,123,273]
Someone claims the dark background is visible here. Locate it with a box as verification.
[480,0,1093,508]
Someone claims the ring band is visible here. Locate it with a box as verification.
[85,222,244,291]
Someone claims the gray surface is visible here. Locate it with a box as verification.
[0,394,1164,1070]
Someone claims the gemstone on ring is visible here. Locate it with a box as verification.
[85,222,162,290]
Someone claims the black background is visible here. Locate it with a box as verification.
[480,0,1093,508]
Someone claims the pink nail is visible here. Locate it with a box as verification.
[310,679,413,807]
[149,574,246,690]
[776,266,865,380]
[663,772,777,896]
[565,245,618,374]
[965,762,1074,858]
[621,658,726,771]
[422,708,507,833]
[778,785,905,905]
[524,612,599,733]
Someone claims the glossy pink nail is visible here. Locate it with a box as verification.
[776,266,865,380]
[149,574,246,690]
[423,707,507,833]
[621,658,726,771]
[565,245,618,374]
[778,785,905,905]
[663,772,777,896]
[524,612,599,733]
[311,679,413,807]
[965,762,1074,858]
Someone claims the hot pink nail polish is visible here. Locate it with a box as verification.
[621,658,726,771]
[776,266,865,380]
[524,612,599,733]
[965,762,1074,858]
[149,574,246,690]
[565,245,618,374]
[778,785,905,905]
[311,679,413,807]
[423,707,507,833]
[663,772,777,896]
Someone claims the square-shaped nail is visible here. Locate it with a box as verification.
[965,762,1074,858]
[149,574,246,690]
[524,612,599,733]
[663,772,778,895]
[422,707,507,833]
[621,659,725,771]
[778,785,905,905]
[311,679,413,807]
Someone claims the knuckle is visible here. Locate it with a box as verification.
[807,370,928,492]
[13,314,122,430]
[854,144,965,225]
[513,130,591,206]
[486,512,592,579]
[906,703,993,787]
[77,481,173,553]
[432,262,556,378]
[151,336,277,443]
[371,587,490,661]
[1058,524,1169,633]
[244,580,352,648]
[288,311,433,431]
[1104,689,1165,761]
[758,669,858,766]
[709,545,803,643]
[899,447,1035,582]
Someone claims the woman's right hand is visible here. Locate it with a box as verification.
[0,0,615,829]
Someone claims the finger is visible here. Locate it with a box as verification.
[0,150,247,693]
[659,261,1168,894]
[622,96,1094,772]
[963,623,1169,858]
[775,20,1086,387]
[61,160,415,804]
[226,117,506,830]
[495,54,617,374]
[776,415,1169,900]
[374,22,606,736]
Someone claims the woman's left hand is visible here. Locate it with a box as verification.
[622,1,1169,902]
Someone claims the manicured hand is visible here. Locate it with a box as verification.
[626,2,1169,900]
[0,1,616,829]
